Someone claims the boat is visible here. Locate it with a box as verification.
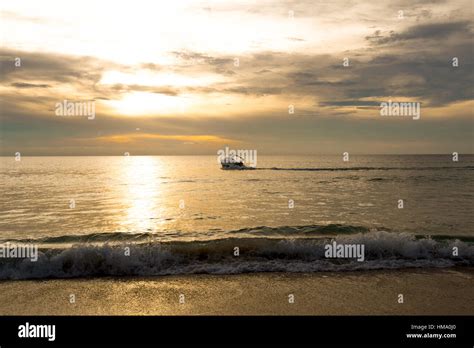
[220,155,250,170]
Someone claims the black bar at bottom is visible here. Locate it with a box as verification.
[0,316,472,346]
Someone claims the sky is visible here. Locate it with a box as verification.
[0,0,473,155]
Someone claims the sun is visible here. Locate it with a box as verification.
[102,92,192,116]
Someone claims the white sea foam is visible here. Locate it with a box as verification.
[0,231,471,280]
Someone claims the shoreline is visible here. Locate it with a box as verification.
[0,268,472,315]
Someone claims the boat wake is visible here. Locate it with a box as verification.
[255,166,474,171]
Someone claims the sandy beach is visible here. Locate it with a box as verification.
[0,268,472,315]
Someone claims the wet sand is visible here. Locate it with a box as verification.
[0,268,472,315]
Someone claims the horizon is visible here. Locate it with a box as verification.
[3,153,474,157]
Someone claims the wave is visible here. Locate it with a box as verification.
[0,224,381,245]
[0,231,472,280]
[228,224,374,236]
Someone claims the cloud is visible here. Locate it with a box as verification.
[287,37,305,41]
[10,82,51,88]
[319,100,381,107]
[1,10,51,24]
[97,133,237,144]
[366,21,472,45]
[1,0,473,155]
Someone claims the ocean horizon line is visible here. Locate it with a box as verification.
[1,153,473,157]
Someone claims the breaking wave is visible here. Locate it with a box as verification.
[0,229,472,280]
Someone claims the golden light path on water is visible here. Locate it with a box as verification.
[119,156,166,232]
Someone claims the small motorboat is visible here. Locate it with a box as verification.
[220,155,250,170]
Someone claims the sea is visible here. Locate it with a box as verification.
[0,155,473,279]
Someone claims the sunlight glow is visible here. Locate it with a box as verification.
[120,156,165,231]
[103,92,194,116]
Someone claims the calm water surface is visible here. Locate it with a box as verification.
[1,155,472,241]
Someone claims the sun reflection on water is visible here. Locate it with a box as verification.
[119,156,165,232]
